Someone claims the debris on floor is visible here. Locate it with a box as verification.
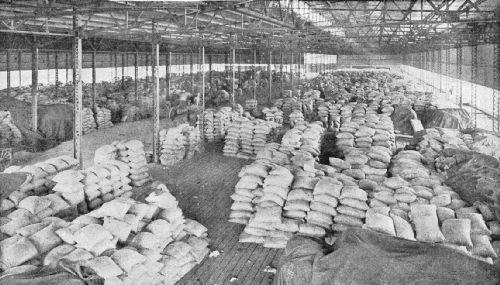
[263,265,277,274]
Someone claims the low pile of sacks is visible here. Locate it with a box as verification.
[96,107,113,130]
[417,128,471,166]
[159,124,202,166]
[82,108,97,135]
[113,140,151,187]
[0,183,210,284]
[223,119,277,159]
[0,111,22,146]
[280,122,324,158]
[2,156,79,213]
[262,107,283,126]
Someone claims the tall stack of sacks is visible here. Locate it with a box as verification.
[239,120,255,158]
[335,121,357,152]
[96,107,113,129]
[252,120,275,155]
[316,102,330,125]
[229,162,270,225]
[308,176,342,234]
[184,124,202,160]
[262,107,283,126]
[280,122,324,158]
[289,110,304,127]
[82,108,97,135]
[332,182,369,232]
[242,165,294,248]
[159,127,186,166]
[203,109,216,142]
[245,99,258,112]
[0,111,22,145]
[116,140,151,187]
[223,120,242,157]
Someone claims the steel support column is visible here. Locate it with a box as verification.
[152,23,160,164]
[291,52,294,90]
[202,46,205,111]
[445,48,450,95]
[457,46,463,108]
[280,51,283,95]
[18,51,22,86]
[208,54,213,84]
[134,51,138,100]
[6,50,10,97]
[438,48,442,92]
[92,50,97,112]
[121,52,125,88]
[268,50,272,104]
[65,53,69,83]
[493,43,499,133]
[73,15,83,168]
[190,52,194,95]
[166,51,171,100]
[471,45,478,127]
[46,52,50,83]
[232,48,235,107]
[54,52,59,96]
[31,44,39,132]
[114,52,118,80]
[253,50,257,100]
[145,54,149,88]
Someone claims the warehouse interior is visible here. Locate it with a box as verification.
[0,0,499,284]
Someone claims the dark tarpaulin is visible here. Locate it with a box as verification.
[274,228,500,285]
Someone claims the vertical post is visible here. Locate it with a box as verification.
[471,45,478,127]
[134,51,138,100]
[238,52,242,88]
[438,48,442,92]
[73,14,83,168]
[445,48,450,95]
[190,52,194,95]
[145,53,149,88]
[202,46,205,111]
[253,49,257,100]
[166,51,171,100]
[280,51,283,94]
[6,50,10,96]
[208,54,213,84]
[457,46,463,108]
[232,48,235,107]
[298,52,301,81]
[47,52,50,83]
[31,43,39,132]
[54,52,59,96]
[225,50,229,78]
[114,52,118,80]
[493,43,499,133]
[18,51,22,87]
[291,52,294,90]
[65,52,69,83]
[268,50,272,104]
[121,52,125,88]
[152,22,160,164]
[92,49,97,112]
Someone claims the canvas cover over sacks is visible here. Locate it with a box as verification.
[274,228,500,285]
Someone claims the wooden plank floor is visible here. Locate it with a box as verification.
[145,143,283,285]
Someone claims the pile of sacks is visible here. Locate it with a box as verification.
[329,146,391,183]
[0,111,22,146]
[223,119,277,159]
[280,122,324,158]
[244,99,258,112]
[202,107,236,142]
[115,140,151,187]
[417,128,471,166]
[0,184,211,284]
[159,124,201,166]
[289,110,304,127]
[262,107,283,126]
[82,108,97,135]
[2,156,79,213]
[96,107,113,130]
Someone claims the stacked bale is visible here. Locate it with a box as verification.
[333,182,369,232]
[50,170,86,212]
[310,177,341,233]
[223,119,276,159]
[289,110,304,127]
[202,107,237,142]
[95,107,113,129]
[244,99,258,112]
[223,120,242,157]
[116,140,151,187]
[262,107,283,126]
[159,127,186,166]
[82,108,97,134]
[2,156,79,210]
[0,111,22,145]
[280,122,324,158]
[202,109,216,142]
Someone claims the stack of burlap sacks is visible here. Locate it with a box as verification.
[262,107,283,127]
[223,119,277,159]
[159,124,201,166]
[0,183,210,284]
[96,107,113,130]
[82,108,97,135]
[2,156,79,213]
[244,99,258,112]
[279,122,324,158]
[202,107,236,142]
[0,111,22,146]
